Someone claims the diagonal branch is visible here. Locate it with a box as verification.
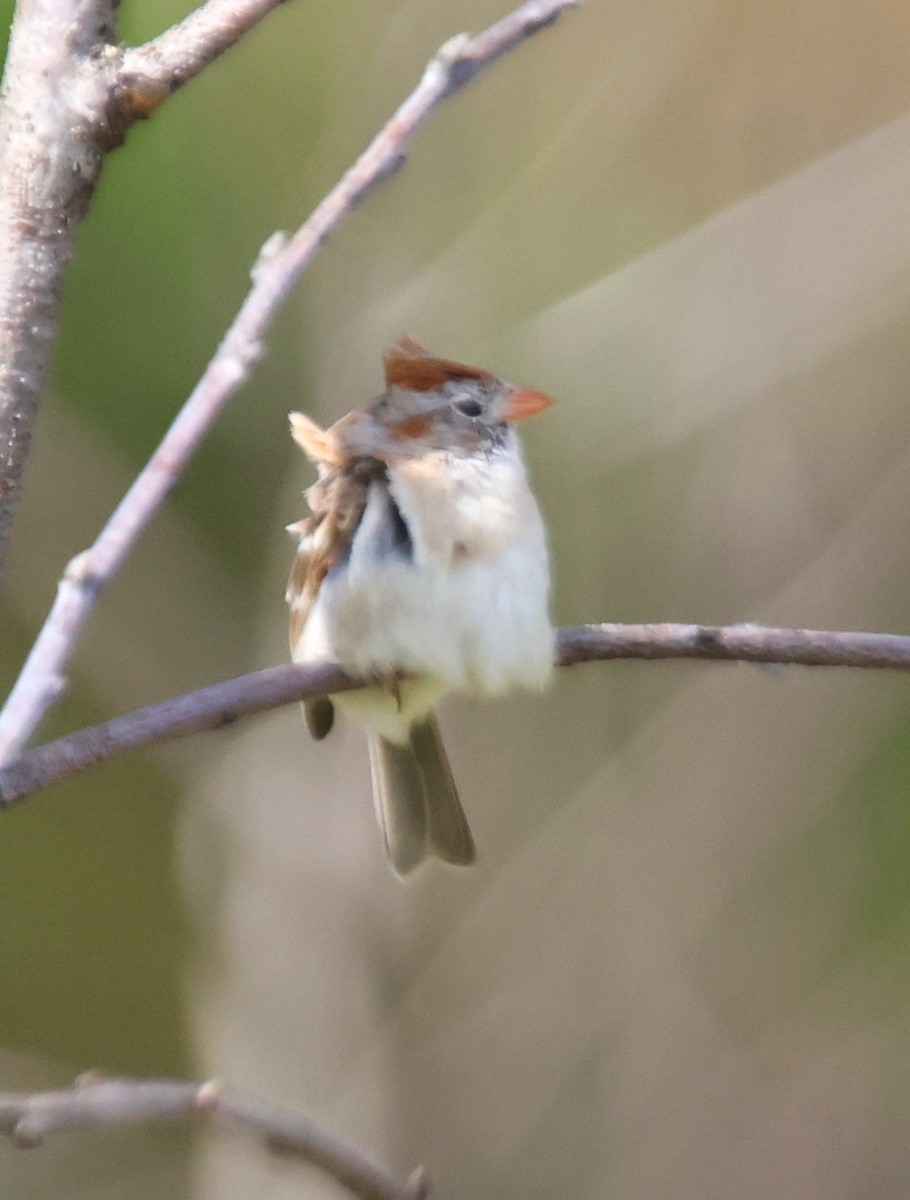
[116,0,582,110]
[0,0,579,768]
[0,1075,427,1200]
[0,662,357,804]
[2,621,910,807]
[118,0,288,103]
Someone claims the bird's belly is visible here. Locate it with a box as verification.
[301,535,553,696]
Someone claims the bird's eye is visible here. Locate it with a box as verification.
[454,397,484,419]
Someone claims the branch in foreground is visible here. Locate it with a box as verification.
[0,0,578,767]
[2,621,910,806]
[0,1076,426,1200]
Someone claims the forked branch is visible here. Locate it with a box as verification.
[117,0,289,102]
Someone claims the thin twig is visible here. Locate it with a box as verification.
[0,0,579,767]
[2,621,909,806]
[118,0,287,101]
[0,1075,426,1200]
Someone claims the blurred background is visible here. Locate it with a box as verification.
[3,0,910,1196]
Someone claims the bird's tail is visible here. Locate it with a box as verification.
[368,715,476,876]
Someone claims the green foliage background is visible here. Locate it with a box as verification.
[4,1,910,1197]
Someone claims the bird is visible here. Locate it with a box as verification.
[286,335,554,876]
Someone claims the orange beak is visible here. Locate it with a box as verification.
[502,387,553,421]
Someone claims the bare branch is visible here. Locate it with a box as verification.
[0,1075,426,1200]
[2,621,910,807]
[0,0,579,767]
[0,662,357,804]
[0,0,119,587]
[117,0,287,103]
[555,622,910,669]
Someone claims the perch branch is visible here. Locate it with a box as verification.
[554,621,910,669]
[0,0,579,767]
[0,1075,427,1200]
[2,621,910,806]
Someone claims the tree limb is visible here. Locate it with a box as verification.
[0,0,579,767]
[2,621,909,807]
[0,0,119,589]
[0,0,308,590]
[0,1075,427,1200]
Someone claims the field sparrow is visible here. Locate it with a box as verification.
[286,336,554,875]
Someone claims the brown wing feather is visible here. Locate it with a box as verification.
[287,388,420,741]
[287,512,338,741]
[287,467,371,650]
[287,454,385,740]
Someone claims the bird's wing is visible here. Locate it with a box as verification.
[287,460,378,741]
[287,463,374,652]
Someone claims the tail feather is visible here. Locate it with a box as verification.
[411,717,475,867]
[369,716,475,876]
[368,733,428,875]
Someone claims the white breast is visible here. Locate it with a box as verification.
[294,442,554,703]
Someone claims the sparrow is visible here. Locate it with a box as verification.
[286,336,554,876]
